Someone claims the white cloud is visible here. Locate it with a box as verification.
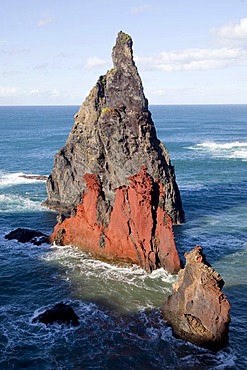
[149,89,167,97]
[56,51,74,58]
[28,88,61,98]
[84,57,107,69]
[1,70,19,78]
[37,11,54,27]
[134,17,247,74]
[31,63,57,73]
[28,89,41,96]
[33,63,52,70]
[136,47,247,72]
[147,86,200,103]
[1,47,29,55]
[214,17,247,43]
[0,86,17,97]
[49,89,60,97]
[130,4,151,14]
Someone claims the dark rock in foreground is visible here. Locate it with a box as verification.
[5,228,48,246]
[162,246,230,351]
[32,302,79,326]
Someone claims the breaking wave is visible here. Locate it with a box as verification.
[42,244,177,312]
[0,193,44,213]
[187,141,247,161]
[0,172,46,188]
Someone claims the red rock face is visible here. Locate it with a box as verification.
[50,166,181,274]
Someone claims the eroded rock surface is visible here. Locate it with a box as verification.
[43,31,184,225]
[162,246,230,351]
[50,166,181,273]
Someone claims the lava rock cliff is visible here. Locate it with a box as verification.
[50,166,181,273]
[45,31,184,272]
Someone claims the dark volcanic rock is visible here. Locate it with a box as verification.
[162,246,231,351]
[32,303,79,326]
[5,228,48,245]
[20,174,47,181]
[43,31,184,225]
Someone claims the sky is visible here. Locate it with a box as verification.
[1,0,247,105]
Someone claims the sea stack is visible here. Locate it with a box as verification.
[162,246,231,351]
[46,31,184,273]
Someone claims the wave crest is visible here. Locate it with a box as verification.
[0,194,44,213]
[187,141,247,161]
[0,172,46,188]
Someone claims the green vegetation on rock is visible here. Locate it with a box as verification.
[101,107,111,115]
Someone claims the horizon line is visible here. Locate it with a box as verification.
[0,103,247,107]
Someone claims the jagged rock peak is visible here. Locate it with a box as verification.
[106,30,147,111]
[44,31,184,225]
[112,31,134,69]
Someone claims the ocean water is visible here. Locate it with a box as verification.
[0,105,246,369]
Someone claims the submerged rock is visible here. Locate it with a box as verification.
[162,246,230,351]
[5,228,48,246]
[45,31,184,272]
[32,302,79,326]
[50,166,181,274]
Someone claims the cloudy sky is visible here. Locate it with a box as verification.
[1,0,247,105]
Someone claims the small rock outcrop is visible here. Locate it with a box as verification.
[43,31,184,225]
[162,246,230,351]
[50,166,181,274]
[32,303,79,326]
[20,174,47,181]
[5,228,48,246]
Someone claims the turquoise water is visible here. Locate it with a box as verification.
[0,105,246,369]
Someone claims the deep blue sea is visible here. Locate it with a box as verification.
[0,105,246,369]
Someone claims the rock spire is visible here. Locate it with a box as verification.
[45,31,184,272]
[44,31,184,224]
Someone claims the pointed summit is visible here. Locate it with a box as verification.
[112,31,134,70]
[107,31,147,111]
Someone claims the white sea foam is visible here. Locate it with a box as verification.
[187,141,247,161]
[197,141,247,150]
[179,182,206,192]
[0,172,46,188]
[45,244,175,281]
[230,149,247,161]
[0,193,44,212]
[148,268,177,284]
[43,244,175,303]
